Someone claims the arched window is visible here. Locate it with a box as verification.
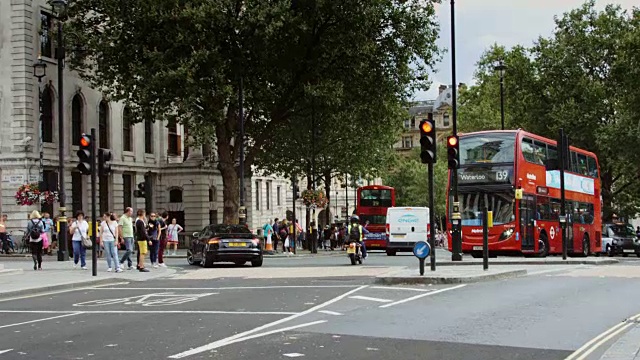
[169,188,183,203]
[209,187,217,202]
[71,94,83,145]
[122,106,133,151]
[41,86,54,143]
[144,118,153,154]
[98,100,109,148]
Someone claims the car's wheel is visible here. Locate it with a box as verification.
[538,234,549,258]
[606,245,613,257]
[203,255,215,268]
[582,236,590,257]
[187,250,201,266]
[471,251,482,259]
[234,261,246,266]
[251,256,263,267]
[636,253,640,258]
[386,249,396,256]
[349,253,356,265]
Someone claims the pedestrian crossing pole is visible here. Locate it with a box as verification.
[90,128,97,277]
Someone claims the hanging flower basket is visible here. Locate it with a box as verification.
[301,189,329,208]
[15,183,59,206]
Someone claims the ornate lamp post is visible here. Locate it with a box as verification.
[494,60,507,130]
[33,57,47,191]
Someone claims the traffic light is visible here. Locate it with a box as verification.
[133,182,145,198]
[419,119,437,164]
[447,135,460,169]
[98,149,112,177]
[76,134,93,175]
[293,184,300,200]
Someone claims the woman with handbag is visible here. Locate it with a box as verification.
[99,213,122,273]
[69,211,89,270]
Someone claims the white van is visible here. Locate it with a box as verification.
[385,207,430,256]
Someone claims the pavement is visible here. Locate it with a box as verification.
[2,252,640,359]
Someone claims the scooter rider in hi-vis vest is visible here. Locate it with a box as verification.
[347,215,368,259]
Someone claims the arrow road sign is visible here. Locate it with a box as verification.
[413,241,430,259]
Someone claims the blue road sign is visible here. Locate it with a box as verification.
[413,241,430,259]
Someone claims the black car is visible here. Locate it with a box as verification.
[188,224,263,267]
[602,223,640,257]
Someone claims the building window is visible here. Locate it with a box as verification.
[410,117,416,129]
[98,100,109,148]
[277,186,281,206]
[443,113,450,127]
[402,136,413,149]
[167,120,180,156]
[209,210,218,225]
[99,175,109,214]
[255,181,261,211]
[144,118,153,154]
[71,172,83,215]
[42,86,54,143]
[403,119,411,129]
[71,95,83,146]
[209,187,217,202]
[40,12,53,58]
[123,174,132,209]
[40,170,57,214]
[266,182,271,210]
[169,188,183,203]
[123,107,133,152]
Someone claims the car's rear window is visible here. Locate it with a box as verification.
[209,225,251,234]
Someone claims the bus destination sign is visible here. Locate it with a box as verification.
[458,166,513,185]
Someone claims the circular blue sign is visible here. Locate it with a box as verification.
[413,241,430,259]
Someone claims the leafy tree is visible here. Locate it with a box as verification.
[457,1,640,220]
[66,0,441,223]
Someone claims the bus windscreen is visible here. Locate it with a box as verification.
[460,133,516,165]
[359,189,393,207]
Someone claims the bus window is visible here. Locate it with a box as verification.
[459,133,516,165]
[570,152,579,174]
[460,191,514,226]
[536,197,552,220]
[576,202,594,224]
[521,138,536,163]
[360,189,392,207]
[533,141,547,165]
[549,199,561,220]
[577,153,588,176]
[587,156,598,178]
[547,145,558,162]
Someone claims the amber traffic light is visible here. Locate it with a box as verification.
[447,135,460,169]
[419,119,437,164]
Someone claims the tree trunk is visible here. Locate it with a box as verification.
[601,170,614,222]
[324,169,331,225]
[305,167,312,232]
[216,110,240,224]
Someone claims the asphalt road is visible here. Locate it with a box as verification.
[1,261,640,360]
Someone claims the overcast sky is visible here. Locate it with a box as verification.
[414,0,639,100]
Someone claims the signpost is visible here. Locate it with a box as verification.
[413,241,431,276]
[482,208,493,271]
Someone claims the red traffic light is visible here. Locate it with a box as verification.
[447,136,458,147]
[79,134,91,147]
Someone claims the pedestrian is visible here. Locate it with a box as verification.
[295,219,303,249]
[27,210,45,270]
[272,218,280,253]
[166,218,183,256]
[42,212,54,255]
[262,221,274,252]
[99,212,122,273]
[323,225,332,251]
[118,207,135,270]
[147,212,160,268]
[157,212,168,267]
[636,226,640,238]
[0,214,9,254]
[279,220,289,254]
[331,225,339,250]
[69,211,89,270]
[135,209,150,272]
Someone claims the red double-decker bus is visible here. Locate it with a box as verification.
[446,130,602,257]
[356,185,396,250]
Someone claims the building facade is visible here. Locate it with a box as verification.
[0,0,361,235]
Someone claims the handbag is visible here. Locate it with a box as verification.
[284,237,290,248]
[75,223,92,248]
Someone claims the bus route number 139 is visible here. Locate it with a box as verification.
[495,170,509,182]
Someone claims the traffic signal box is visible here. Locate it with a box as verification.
[419,119,437,164]
[447,135,460,169]
[77,134,93,175]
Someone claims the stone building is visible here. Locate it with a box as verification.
[0,0,360,235]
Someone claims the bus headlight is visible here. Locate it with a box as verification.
[499,229,514,241]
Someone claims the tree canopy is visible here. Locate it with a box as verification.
[66,0,442,222]
[457,1,640,220]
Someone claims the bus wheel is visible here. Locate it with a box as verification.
[538,234,549,258]
[582,236,590,257]
[386,249,396,256]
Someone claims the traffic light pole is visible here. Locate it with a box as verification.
[292,176,297,255]
[56,19,68,262]
[428,162,436,271]
[450,0,462,261]
[90,128,98,277]
[559,128,568,260]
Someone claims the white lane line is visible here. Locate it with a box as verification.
[0,349,13,355]
[0,282,131,303]
[379,284,466,308]
[565,311,640,360]
[0,310,296,315]
[527,267,586,276]
[572,323,635,360]
[371,286,431,292]
[283,353,305,358]
[210,320,326,350]
[318,310,343,316]
[0,312,83,329]
[168,285,367,358]
[348,295,393,303]
[92,285,358,290]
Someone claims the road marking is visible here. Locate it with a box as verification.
[92,285,358,290]
[527,267,588,277]
[0,349,13,355]
[0,310,297,315]
[0,282,131,303]
[318,310,343,316]
[0,312,83,329]
[371,286,431,292]
[565,311,640,360]
[73,292,217,307]
[379,284,467,308]
[168,285,367,358]
[283,353,305,358]
[349,295,393,303]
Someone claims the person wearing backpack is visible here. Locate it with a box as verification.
[347,215,368,259]
[27,210,45,270]
[69,211,89,270]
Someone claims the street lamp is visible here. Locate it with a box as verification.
[50,0,69,261]
[494,60,507,131]
[33,57,47,195]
